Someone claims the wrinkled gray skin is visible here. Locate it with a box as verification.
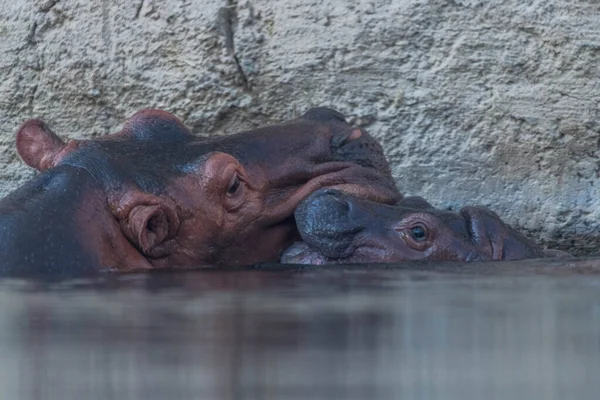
[281,189,571,264]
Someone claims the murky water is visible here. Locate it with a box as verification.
[1,258,600,400]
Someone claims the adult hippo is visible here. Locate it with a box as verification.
[282,189,570,264]
[0,108,400,276]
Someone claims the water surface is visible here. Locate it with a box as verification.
[1,258,600,399]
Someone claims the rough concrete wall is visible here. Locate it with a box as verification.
[1,0,600,254]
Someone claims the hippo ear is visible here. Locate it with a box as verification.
[16,119,66,171]
[398,196,435,209]
[301,107,348,123]
[122,196,181,258]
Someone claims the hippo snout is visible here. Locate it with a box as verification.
[295,189,361,237]
[295,189,362,258]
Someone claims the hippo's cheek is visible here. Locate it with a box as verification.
[280,239,406,265]
[166,203,298,267]
[343,231,443,263]
[344,239,405,263]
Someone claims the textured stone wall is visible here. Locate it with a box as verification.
[1,0,600,254]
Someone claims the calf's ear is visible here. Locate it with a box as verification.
[16,119,66,171]
[399,196,435,209]
[301,107,348,123]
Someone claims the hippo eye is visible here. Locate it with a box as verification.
[227,175,241,195]
[409,225,427,242]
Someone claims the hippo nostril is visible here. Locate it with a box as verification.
[347,128,362,141]
[331,128,363,148]
[331,134,347,148]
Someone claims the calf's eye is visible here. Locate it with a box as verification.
[409,226,426,241]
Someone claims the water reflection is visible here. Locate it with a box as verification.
[1,260,600,399]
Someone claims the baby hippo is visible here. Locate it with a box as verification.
[282,189,568,264]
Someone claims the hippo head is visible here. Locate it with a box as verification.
[14,108,400,271]
[281,189,548,264]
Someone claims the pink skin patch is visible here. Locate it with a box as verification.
[348,128,363,141]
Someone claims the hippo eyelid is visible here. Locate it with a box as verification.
[226,173,241,195]
[222,167,248,212]
[392,214,436,248]
[393,214,432,232]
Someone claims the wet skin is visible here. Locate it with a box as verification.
[282,189,569,264]
[0,108,400,276]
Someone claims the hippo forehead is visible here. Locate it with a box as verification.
[60,113,212,193]
[56,110,352,193]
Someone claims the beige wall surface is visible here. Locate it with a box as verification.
[1,0,599,253]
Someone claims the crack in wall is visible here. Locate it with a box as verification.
[134,0,144,19]
[27,84,38,114]
[26,21,38,45]
[218,0,250,91]
[26,0,66,46]
[39,0,60,13]
[101,0,113,58]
